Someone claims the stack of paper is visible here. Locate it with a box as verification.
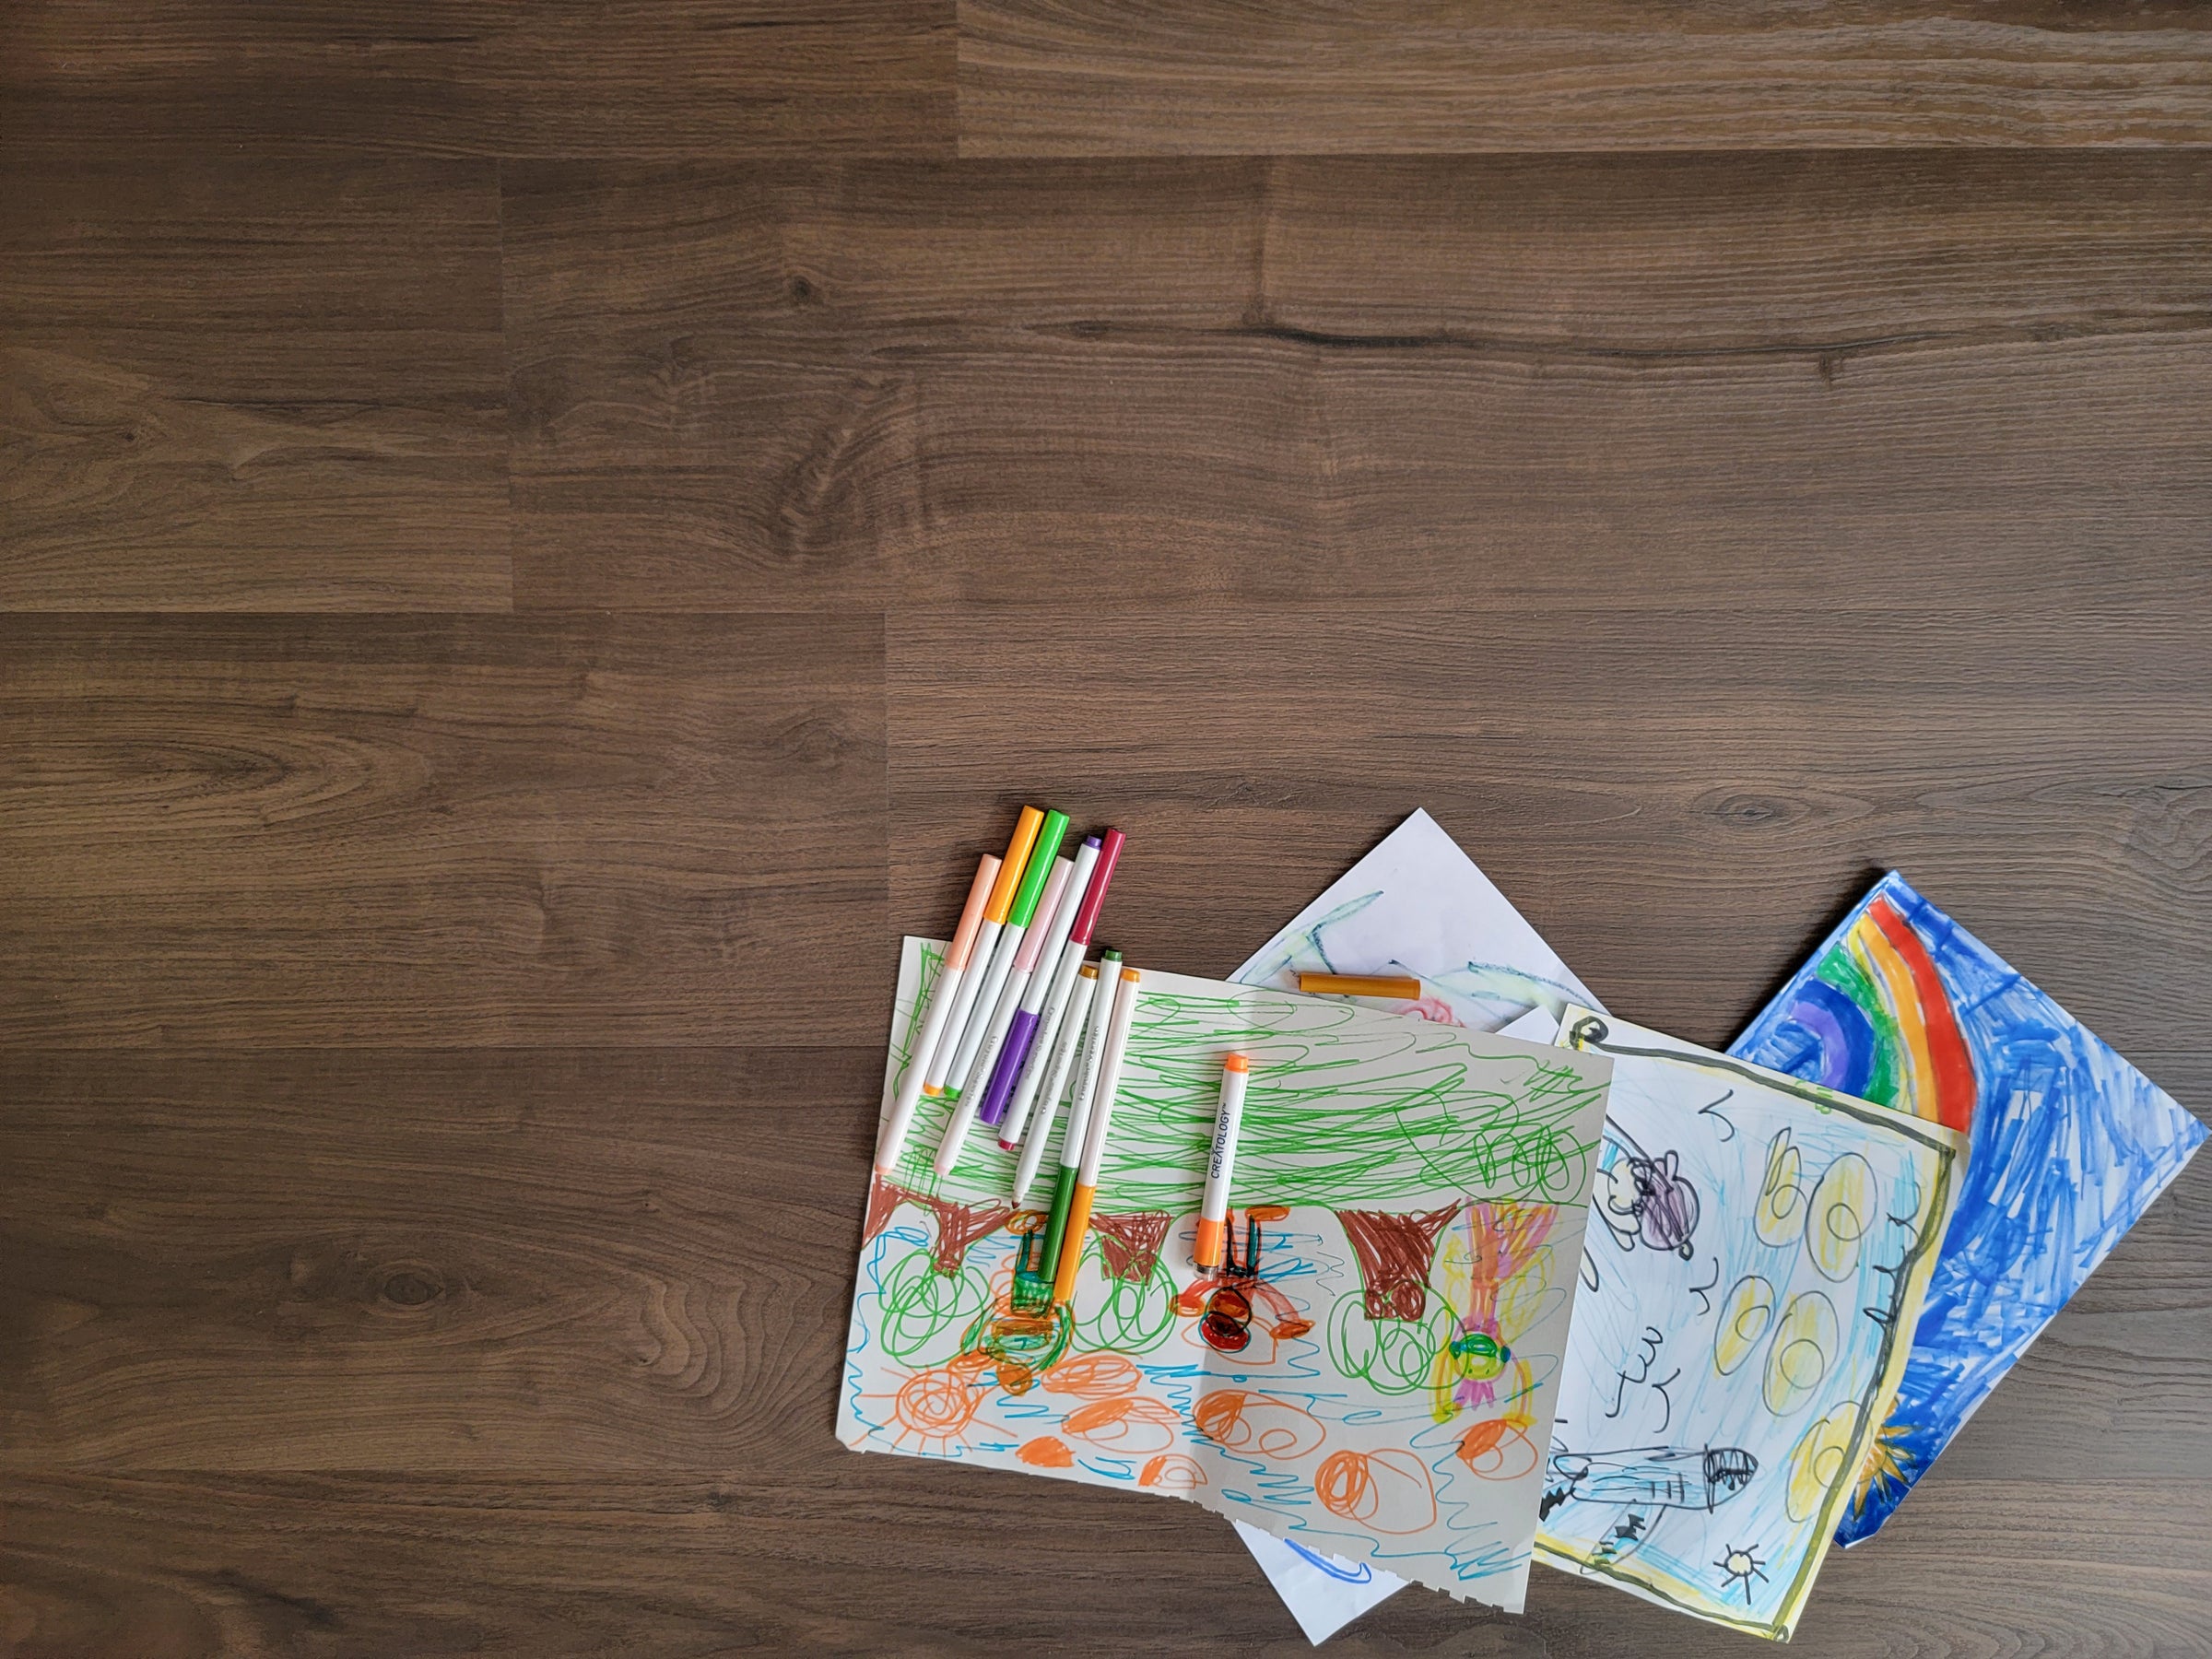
[841,810,2204,1645]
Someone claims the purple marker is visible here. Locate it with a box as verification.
[972,834,1102,1130]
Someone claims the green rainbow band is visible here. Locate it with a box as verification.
[1006,809,1070,926]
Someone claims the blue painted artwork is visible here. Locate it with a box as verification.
[1732,872,2206,1546]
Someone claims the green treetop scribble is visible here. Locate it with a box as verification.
[888,981,1604,1215]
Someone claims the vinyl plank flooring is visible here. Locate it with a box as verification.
[3,1471,2206,1655]
[0,615,886,1045]
[499,153,2212,614]
[0,1048,882,1471]
[959,0,2212,155]
[0,1,954,159]
[1,158,510,611]
[885,606,2212,1059]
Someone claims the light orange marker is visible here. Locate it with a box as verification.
[1194,1053,1250,1270]
[1300,971,1424,1000]
[875,852,1000,1171]
[1051,965,1143,1307]
[923,806,1043,1097]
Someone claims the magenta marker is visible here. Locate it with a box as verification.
[972,834,1102,1131]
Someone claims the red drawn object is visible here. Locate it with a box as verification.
[1176,1206,1315,1356]
[1336,1204,1463,1320]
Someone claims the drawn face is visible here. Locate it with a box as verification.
[1594,1150,1700,1259]
[1447,1330,1509,1382]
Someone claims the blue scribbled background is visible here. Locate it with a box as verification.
[1733,873,2206,1546]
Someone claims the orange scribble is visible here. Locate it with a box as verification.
[1061,1395,1181,1454]
[1041,1351,1143,1400]
[1192,1390,1326,1462]
[1314,1449,1437,1535]
[1018,1436,1075,1468]
[1454,1418,1540,1482]
[892,1366,985,1441]
[1139,1453,1207,1490]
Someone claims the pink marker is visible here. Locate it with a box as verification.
[874,853,998,1172]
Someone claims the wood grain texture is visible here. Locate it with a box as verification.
[1,159,510,610]
[0,616,886,1045]
[6,27,2212,1654]
[886,607,2212,1055]
[3,1471,2207,1655]
[959,0,2212,155]
[501,153,2212,612]
[0,1,954,158]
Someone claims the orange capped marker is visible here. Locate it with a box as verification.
[1194,1054,1251,1270]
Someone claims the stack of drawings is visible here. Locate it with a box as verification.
[841,808,2205,1644]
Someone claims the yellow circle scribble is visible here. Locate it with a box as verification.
[1754,1130,1806,1246]
[1712,1275,1776,1376]
[1761,1291,1839,1416]
[1805,1153,1876,1282]
[1785,1400,1863,1521]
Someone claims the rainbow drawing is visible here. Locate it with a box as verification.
[1733,872,2205,1546]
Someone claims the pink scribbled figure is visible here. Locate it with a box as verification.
[1406,995,1462,1027]
[1450,1203,1556,1414]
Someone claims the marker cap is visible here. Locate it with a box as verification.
[1069,828,1124,944]
[1007,809,1072,926]
[985,807,1045,923]
[945,854,1000,969]
[1222,1053,1250,1074]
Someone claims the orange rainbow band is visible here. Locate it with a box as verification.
[1300,972,1422,999]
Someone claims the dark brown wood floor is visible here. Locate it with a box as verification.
[5,5,2210,1654]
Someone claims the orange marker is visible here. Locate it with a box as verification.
[1052,966,1142,1307]
[1300,971,1424,1001]
[1194,1054,1250,1270]
[923,806,1043,1097]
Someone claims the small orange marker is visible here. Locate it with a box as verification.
[1300,971,1423,1001]
[1194,1053,1251,1270]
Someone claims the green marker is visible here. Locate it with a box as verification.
[1040,947,1122,1280]
[936,809,1069,1102]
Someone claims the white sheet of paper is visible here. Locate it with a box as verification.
[1233,1522,1404,1644]
[846,938,1615,1613]
[1540,1009,1963,1641]
[1232,808,1601,1029]
[1229,814,1594,1638]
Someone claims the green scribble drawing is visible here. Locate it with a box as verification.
[886,956,1605,1217]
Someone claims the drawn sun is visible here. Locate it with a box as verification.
[1715,1545,1769,1606]
[1853,1417,1916,1513]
